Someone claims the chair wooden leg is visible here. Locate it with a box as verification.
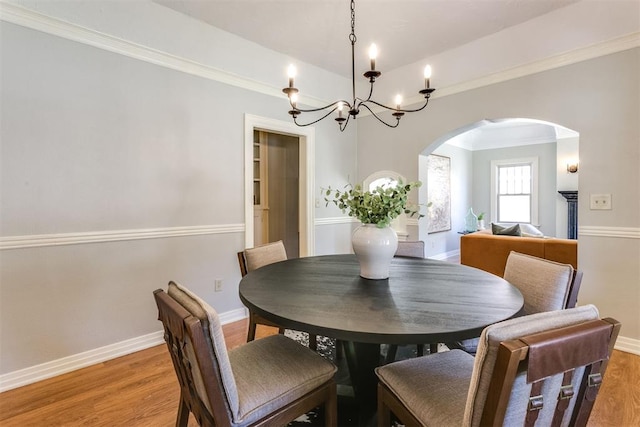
[324,381,338,427]
[246,318,257,343]
[385,344,398,364]
[417,344,424,357]
[377,385,391,427]
[335,339,343,360]
[176,393,190,427]
[309,334,317,351]
[430,343,438,354]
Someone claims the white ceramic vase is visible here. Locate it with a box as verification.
[352,224,398,280]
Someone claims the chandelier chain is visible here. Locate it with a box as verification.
[349,0,357,44]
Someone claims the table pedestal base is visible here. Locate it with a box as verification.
[343,341,380,426]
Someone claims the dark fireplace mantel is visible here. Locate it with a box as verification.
[559,191,578,239]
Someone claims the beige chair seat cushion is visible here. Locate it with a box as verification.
[230,335,336,426]
[169,281,336,426]
[375,349,474,426]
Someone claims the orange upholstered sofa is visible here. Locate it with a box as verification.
[460,231,577,277]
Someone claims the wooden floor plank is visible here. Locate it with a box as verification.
[0,319,637,426]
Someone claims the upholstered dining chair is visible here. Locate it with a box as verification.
[238,240,318,351]
[448,251,583,355]
[154,281,338,427]
[394,240,425,258]
[376,305,620,427]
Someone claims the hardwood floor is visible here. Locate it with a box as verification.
[1,321,638,426]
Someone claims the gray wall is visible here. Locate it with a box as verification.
[472,142,557,235]
[0,22,356,374]
[419,143,473,258]
[1,1,638,381]
[358,48,640,341]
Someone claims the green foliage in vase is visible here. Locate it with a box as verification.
[477,212,485,220]
[324,181,424,228]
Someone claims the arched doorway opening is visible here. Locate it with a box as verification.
[417,118,579,259]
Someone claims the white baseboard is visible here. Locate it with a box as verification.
[1,305,637,393]
[615,336,640,356]
[0,307,248,393]
[429,249,461,261]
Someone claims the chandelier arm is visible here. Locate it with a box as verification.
[363,97,430,113]
[359,103,400,128]
[292,107,340,127]
[290,100,352,114]
[362,81,375,102]
[395,97,431,113]
[338,114,352,132]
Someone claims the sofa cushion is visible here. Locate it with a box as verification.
[492,223,521,236]
[491,223,544,238]
[519,223,544,237]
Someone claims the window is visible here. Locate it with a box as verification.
[362,171,408,239]
[368,177,397,191]
[491,158,538,225]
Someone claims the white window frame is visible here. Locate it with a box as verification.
[490,157,539,226]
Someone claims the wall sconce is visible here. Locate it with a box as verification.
[567,162,579,173]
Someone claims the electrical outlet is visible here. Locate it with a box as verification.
[214,279,223,292]
[590,194,612,210]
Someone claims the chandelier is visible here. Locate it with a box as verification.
[282,0,435,132]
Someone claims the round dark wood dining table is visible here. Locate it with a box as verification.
[239,254,524,424]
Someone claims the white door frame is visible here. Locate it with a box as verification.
[244,114,315,256]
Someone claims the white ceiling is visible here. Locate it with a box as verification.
[445,119,579,151]
[154,0,581,78]
[153,0,584,146]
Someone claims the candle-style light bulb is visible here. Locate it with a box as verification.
[287,64,297,88]
[337,102,344,118]
[369,43,378,71]
[291,93,298,107]
[424,65,432,89]
[395,94,402,110]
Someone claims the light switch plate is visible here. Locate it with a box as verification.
[590,194,612,210]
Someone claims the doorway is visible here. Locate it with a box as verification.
[253,130,300,258]
[417,118,579,258]
[243,114,315,257]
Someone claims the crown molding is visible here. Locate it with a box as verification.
[402,31,640,109]
[0,224,245,250]
[2,2,638,111]
[0,1,327,109]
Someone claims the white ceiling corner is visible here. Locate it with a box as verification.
[152,0,582,78]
